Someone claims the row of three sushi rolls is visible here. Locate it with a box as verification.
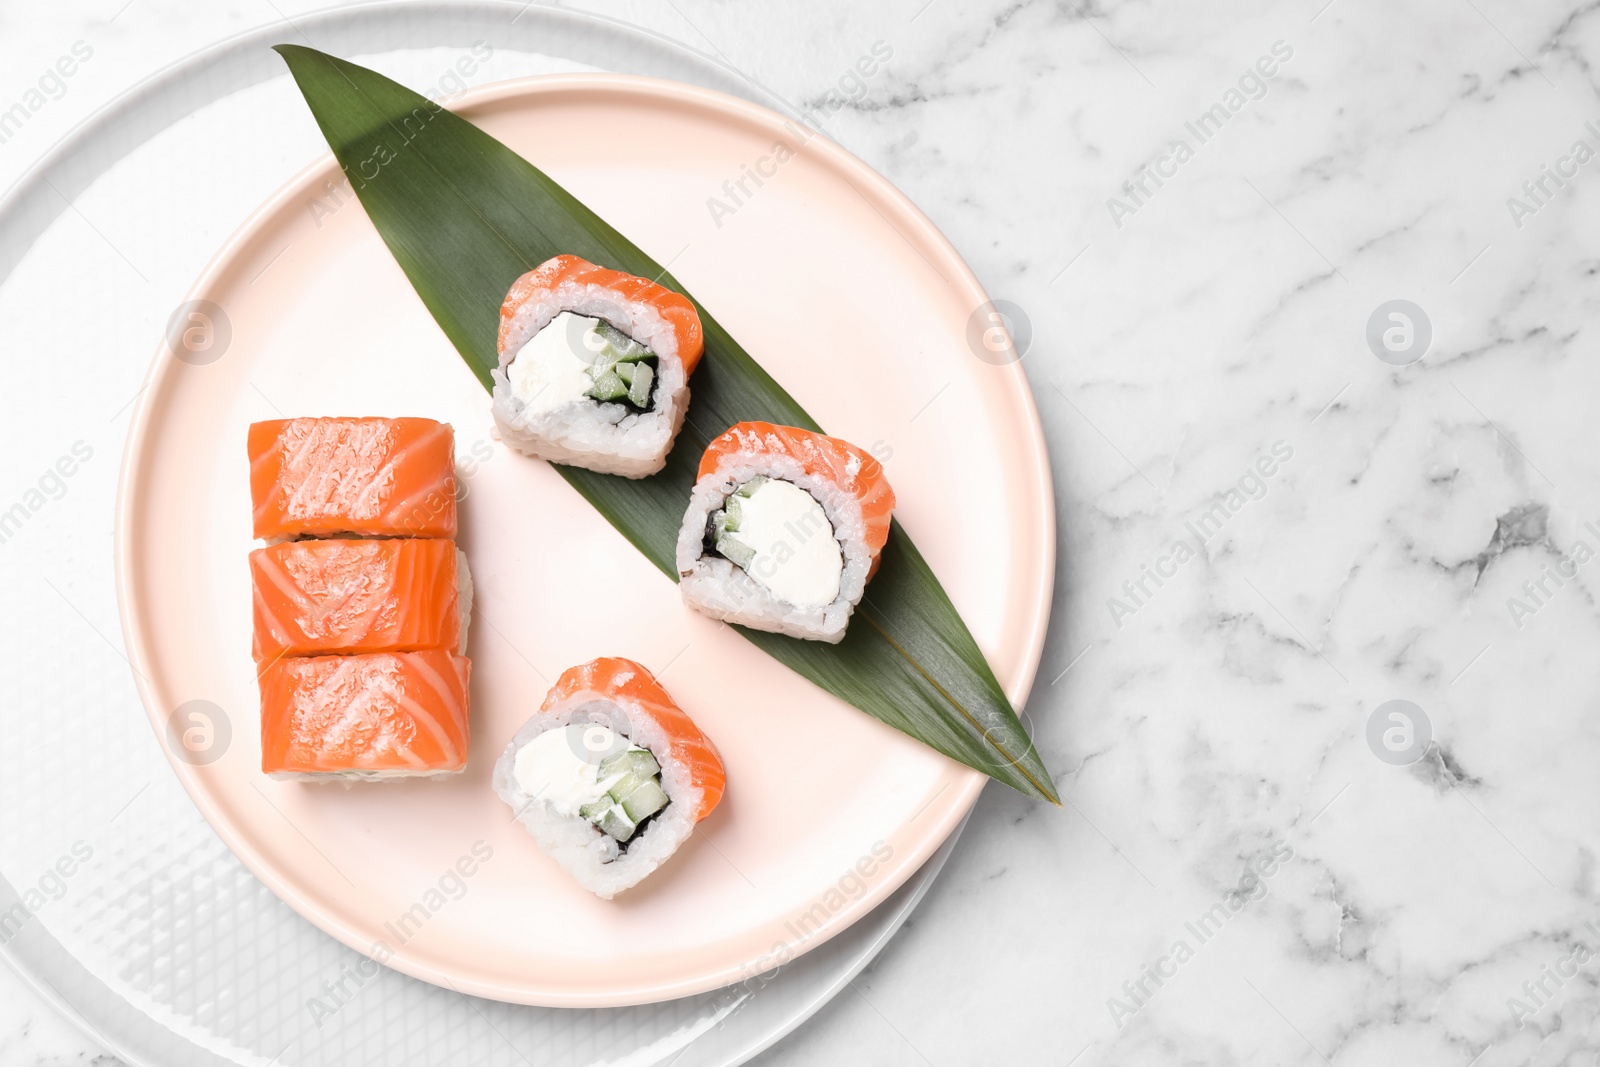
[248,416,473,780]
[493,255,897,643]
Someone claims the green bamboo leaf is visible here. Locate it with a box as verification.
[274,45,1058,804]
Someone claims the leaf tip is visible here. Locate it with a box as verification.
[1021,763,1062,806]
[271,42,326,68]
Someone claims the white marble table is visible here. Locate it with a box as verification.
[4,1,1596,1064]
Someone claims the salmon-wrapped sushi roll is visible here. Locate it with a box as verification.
[490,254,704,478]
[493,657,724,898]
[260,650,471,779]
[249,417,457,540]
[675,422,895,643]
[250,539,471,662]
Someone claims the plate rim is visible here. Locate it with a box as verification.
[114,70,1056,1007]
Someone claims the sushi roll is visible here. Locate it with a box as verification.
[259,649,471,780]
[493,657,725,898]
[490,254,704,478]
[249,417,457,540]
[250,539,470,661]
[676,422,895,643]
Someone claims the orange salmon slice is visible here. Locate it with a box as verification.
[249,417,457,540]
[250,538,460,662]
[260,650,470,777]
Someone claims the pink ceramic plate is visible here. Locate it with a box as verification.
[115,74,1053,1007]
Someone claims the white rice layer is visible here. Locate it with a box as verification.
[675,454,872,643]
[267,767,463,783]
[492,697,704,899]
[455,548,473,656]
[491,280,690,478]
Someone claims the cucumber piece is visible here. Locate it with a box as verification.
[598,805,637,843]
[595,323,652,362]
[579,797,613,821]
[607,771,646,799]
[599,749,660,780]
[709,484,765,562]
[716,533,756,568]
[628,362,654,408]
[593,322,628,347]
[708,496,742,548]
[581,323,654,408]
[586,370,628,401]
[620,779,669,823]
